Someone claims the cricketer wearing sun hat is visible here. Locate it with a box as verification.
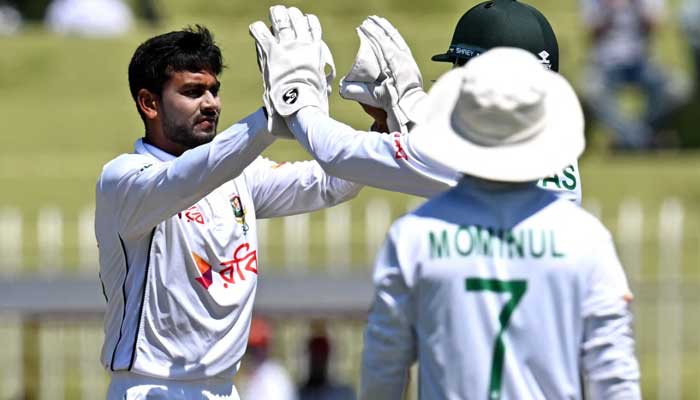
[266,1,581,205]
[360,48,640,400]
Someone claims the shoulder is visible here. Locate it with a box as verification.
[544,199,609,237]
[529,199,614,262]
[387,194,456,249]
[97,153,158,193]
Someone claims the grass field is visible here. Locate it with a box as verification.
[1,0,699,398]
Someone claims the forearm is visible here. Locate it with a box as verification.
[287,107,454,197]
[250,158,362,219]
[109,108,275,238]
[582,311,641,399]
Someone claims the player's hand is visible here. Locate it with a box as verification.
[360,103,389,133]
[249,6,336,139]
[339,16,428,134]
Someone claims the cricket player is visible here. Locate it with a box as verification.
[360,48,640,400]
[95,25,360,399]
[250,0,581,203]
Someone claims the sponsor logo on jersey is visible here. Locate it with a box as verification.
[137,163,153,174]
[219,243,258,288]
[178,205,205,224]
[393,133,408,160]
[192,252,213,289]
[428,225,565,260]
[192,243,259,290]
[282,88,299,104]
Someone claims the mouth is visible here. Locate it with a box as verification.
[195,117,217,131]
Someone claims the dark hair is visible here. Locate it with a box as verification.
[128,25,224,103]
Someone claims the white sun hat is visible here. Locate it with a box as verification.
[410,47,585,182]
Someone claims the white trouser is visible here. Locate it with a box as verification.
[107,371,240,400]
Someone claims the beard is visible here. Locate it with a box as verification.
[161,106,218,149]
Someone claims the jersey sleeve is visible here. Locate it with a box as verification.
[243,157,362,219]
[360,222,418,400]
[96,108,275,239]
[287,107,457,198]
[581,232,641,399]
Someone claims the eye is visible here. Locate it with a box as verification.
[210,83,221,97]
[183,88,204,98]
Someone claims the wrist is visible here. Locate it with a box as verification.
[371,120,390,133]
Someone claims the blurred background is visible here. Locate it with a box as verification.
[0,0,699,398]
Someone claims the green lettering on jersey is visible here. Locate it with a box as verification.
[540,174,561,189]
[431,226,565,261]
[551,230,565,258]
[528,229,546,258]
[454,226,474,256]
[561,165,577,190]
[473,225,495,257]
[429,230,450,259]
[506,230,525,259]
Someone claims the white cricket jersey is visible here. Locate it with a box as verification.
[360,177,640,400]
[95,108,361,381]
[288,107,582,203]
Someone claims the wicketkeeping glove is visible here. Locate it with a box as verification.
[339,16,428,133]
[250,6,336,139]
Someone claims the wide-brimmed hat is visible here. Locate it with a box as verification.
[411,47,584,182]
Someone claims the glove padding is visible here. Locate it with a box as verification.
[339,16,428,133]
[250,5,335,139]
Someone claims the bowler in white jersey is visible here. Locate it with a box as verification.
[360,48,640,399]
[95,26,360,399]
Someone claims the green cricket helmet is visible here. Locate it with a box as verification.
[431,0,559,71]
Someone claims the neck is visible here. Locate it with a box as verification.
[144,130,186,157]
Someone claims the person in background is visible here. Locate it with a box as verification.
[580,0,672,150]
[136,0,160,26]
[241,318,297,400]
[680,0,700,93]
[44,0,133,37]
[298,322,356,400]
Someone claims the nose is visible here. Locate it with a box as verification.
[201,91,220,115]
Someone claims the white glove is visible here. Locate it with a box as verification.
[250,6,336,139]
[339,16,428,133]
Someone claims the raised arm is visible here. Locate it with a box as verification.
[96,109,274,239]
[244,156,362,219]
[288,107,457,197]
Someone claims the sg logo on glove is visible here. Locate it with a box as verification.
[282,88,299,104]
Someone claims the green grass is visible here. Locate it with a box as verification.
[0,0,698,398]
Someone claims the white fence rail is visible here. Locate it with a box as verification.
[0,196,698,399]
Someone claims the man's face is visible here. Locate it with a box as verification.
[159,70,221,149]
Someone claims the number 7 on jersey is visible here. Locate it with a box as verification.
[465,278,528,400]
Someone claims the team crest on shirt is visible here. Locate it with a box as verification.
[230,195,249,234]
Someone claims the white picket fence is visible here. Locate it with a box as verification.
[0,198,424,276]
[0,197,697,399]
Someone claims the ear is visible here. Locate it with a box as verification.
[137,89,159,120]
